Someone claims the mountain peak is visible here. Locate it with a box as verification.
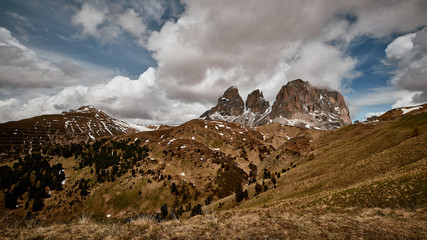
[0,106,140,159]
[200,86,244,120]
[202,79,351,130]
[246,89,270,113]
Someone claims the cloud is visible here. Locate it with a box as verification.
[286,41,360,91]
[348,87,417,107]
[58,59,84,77]
[0,67,207,124]
[146,0,427,108]
[0,27,117,90]
[72,3,107,38]
[0,27,76,88]
[386,28,427,104]
[70,0,179,46]
[364,111,385,119]
[117,8,147,46]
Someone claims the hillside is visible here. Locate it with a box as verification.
[0,106,426,239]
[0,106,144,161]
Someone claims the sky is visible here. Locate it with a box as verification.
[0,0,426,125]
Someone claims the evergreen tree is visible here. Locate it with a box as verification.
[171,182,177,194]
[235,182,245,202]
[161,203,168,220]
[255,183,262,195]
[190,204,203,217]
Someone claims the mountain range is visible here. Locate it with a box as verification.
[201,79,351,130]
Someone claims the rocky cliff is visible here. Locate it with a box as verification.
[200,86,245,121]
[270,79,351,129]
[201,79,351,130]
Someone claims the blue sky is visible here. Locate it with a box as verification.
[0,0,426,125]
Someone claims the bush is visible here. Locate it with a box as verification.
[255,183,262,195]
[171,182,177,194]
[161,203,168,220]
[412,127,419,137]
[190,204,203,217]
[235,182,245,202]
[263,185,268,192]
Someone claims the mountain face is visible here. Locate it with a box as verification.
[0,106,141,160]
[270,79,351,129]
[200,86,245,121]
[201,79,351,130]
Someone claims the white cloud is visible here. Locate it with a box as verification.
[0,27,117,89]
[349,87,417,107]
[71,0,175,47]
[147,0,427,108]
[364,111,385,119]
[386,28,427,104]
[0,27,76,88]
[72,3,107,38]
[286,41,360,91]
[117,8,147,46]
[0,67,207,124]
[385,33,416,60]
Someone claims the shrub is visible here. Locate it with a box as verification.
[412,127,419,137]
[161,203,168,220]
[190,204,203,217]
[235,182,245,202]
[255,183,262,195]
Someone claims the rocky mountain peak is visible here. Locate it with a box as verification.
[201,79,351,130]
[200,86,244,120]
[270,79,351,129]
[246,90,270,114]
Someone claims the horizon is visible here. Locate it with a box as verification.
[1,0,426,125]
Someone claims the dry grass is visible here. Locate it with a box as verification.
[1,206,425,239]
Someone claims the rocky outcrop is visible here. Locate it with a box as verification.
[270,79,351,129]
[200,86,244,121]
[201,79,352,130]
[246,90,270,114]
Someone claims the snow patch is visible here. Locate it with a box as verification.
[401,106,422,114]
[88,132,95,141]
